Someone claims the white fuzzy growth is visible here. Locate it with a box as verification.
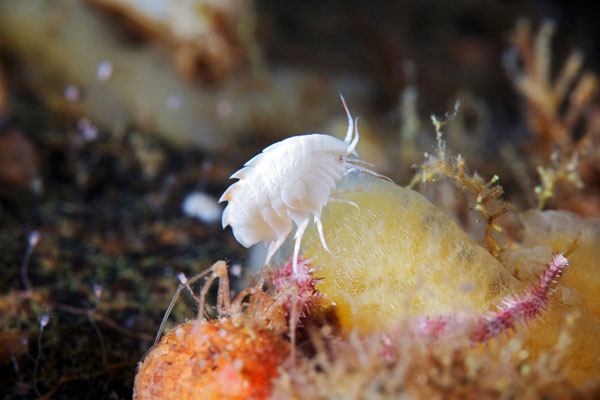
[220,133,351,264]
[182,192,221,223]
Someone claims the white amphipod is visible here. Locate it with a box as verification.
[219,96,384,274]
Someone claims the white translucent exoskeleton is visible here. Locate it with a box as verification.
[219,95,386,274]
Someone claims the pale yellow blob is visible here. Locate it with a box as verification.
[300,173,521,334]
[292,174,600,383]
[518,303,600,385]
[503,210,600,384]
[518,210,600,320]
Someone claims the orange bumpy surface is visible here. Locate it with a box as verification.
[134,319,289,400]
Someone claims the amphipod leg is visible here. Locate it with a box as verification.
[347,164,394,182]
[292,218,310,275]
[331,189,368,195]
[314,215,332,254]
[261,204,292,266]
[328,197,359,210]
[264,234,287,267]
[331,188,369,203]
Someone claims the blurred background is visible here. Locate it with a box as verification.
[0,0,598,398]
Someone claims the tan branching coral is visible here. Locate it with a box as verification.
[408,107,511,257]
[505,19,600,212]
[534,151,584,209]
[506,19,598,151]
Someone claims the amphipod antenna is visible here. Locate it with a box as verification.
[339,92,354,144]
[347,117,360,154]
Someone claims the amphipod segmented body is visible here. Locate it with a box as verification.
[219,96,383,274]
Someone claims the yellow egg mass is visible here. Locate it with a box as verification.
[300,173,521,334]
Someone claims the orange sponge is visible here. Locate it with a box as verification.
[134,318,289,400]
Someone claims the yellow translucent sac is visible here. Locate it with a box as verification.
[299,173,521,334]
[517,210,600,320]
[500,209,600,384]
[516,302,600,385]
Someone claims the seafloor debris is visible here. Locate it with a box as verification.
[0,130,39,189]
[181,191,222,224]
